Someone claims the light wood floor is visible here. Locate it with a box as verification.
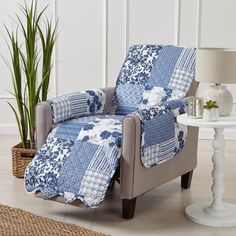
[1,134,236,236]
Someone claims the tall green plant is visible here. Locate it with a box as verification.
[4,30,28,148]
[38,19,58,101]
[5,1,58,149]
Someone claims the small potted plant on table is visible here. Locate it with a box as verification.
[203,100,219,122]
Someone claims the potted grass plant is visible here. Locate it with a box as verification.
[4,1,58,177]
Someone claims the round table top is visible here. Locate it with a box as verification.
[177,113,236,128]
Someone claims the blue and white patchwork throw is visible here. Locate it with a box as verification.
[25,114,123,208]
[25,45,196,208]
[136,99,187,168]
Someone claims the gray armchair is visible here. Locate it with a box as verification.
[31,45,199,218]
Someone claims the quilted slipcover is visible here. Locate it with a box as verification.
[25,45,196,207]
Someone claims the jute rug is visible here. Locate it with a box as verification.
[0,204,108,236]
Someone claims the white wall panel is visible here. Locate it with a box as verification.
[200,0,236,48]
[57,0,105,93]
[0,0,52,133]
[0,1,22,97]
[107,0,127,86]
[0,99,17,133]
[128,0,176,46]
[179,0,198,47]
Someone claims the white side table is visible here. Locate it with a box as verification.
[177,114,236,227]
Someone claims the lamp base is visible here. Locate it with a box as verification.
[204,85,233,116]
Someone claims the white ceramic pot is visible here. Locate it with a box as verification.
[203,108,219,122]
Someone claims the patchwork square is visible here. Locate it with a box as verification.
[57,141,98,195]
[55,121,85,140]
[158,138,176,163]
[168,68,195,98]
[143,112,175,148]
[49,96,71,124]
[115,84,144,107]
[79,169,111,207]
[88,146,120,173]
[148,45,183,88]
[138,86,172,109]
[143,144,160,167]
[117,45,163,85]
[175,48,196,72]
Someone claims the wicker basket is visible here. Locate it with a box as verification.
[11,142,36,178]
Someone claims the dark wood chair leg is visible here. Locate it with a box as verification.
[181,170,193,189]
[122,198,136,219]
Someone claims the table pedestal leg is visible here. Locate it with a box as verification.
[185,128,236,227]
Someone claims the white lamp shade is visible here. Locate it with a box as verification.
[196,49,236,84]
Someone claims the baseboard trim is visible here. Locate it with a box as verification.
[199,128,236,140]
[0,124,18,134]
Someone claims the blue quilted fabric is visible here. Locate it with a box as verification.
[25,115,124,208]
[136,99,187,167]
[48,89,106,124]
[24,44,196,208]
[111,45,195,115]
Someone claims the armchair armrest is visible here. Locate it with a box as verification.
[36,102,53,150]
[47,89,106,124]
[36,87,115,150]
[121,114,141,198]
[120,111,198,199]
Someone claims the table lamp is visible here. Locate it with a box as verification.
[196,48,236,116]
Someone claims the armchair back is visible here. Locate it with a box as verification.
[110,45,196,115]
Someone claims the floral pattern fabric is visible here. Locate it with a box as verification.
[110,45,196,115]
[48,89,106,124]
[25,115,123,208]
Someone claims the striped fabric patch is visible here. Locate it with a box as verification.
[175,48,196,71]
[88,146,120,174]
[158,138,175,163]
[48,89,105,124]
[148,46,184,88]
[68,93,88,116]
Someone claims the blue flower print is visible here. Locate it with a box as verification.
[179,140,184,150]
[178,131,184,142]
[142,99,148,104]
[179,107,185,115]
[165,88,172,99]
[87,90,95,96]
[89,103,95,113]
[84,124,95,131]
[93,95,99,104]
[97,102,102,110]
[100,131,111,139]
[115,137,122,147]
[145,85,153,90]
[82,135,89,142]
[109,142,115,147]
[111,131,120,138]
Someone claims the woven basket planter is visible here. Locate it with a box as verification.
[11,141,36,178]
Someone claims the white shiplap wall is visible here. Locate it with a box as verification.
[1,0,236,139]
